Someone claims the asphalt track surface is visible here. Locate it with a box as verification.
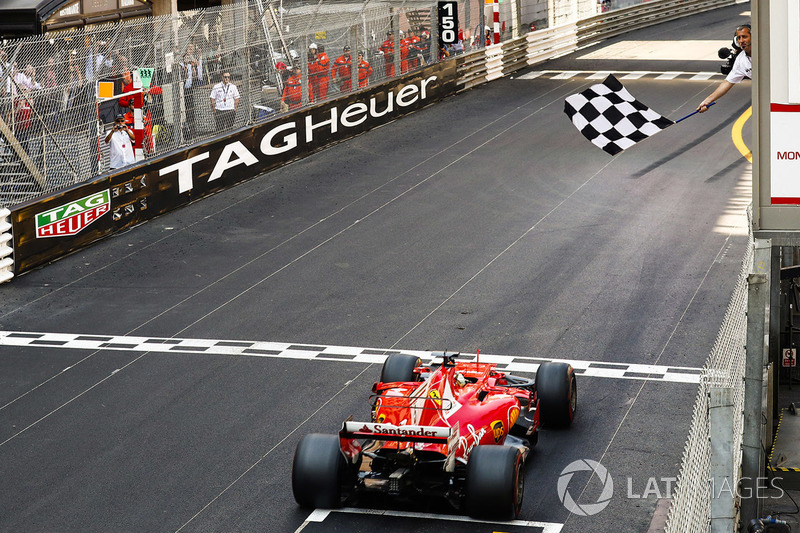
[0,5,754,533]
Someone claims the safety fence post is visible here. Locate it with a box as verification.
[710,387,736,533]
[741,238,771,530]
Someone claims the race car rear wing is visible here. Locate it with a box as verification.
[340,421,460,472]
[340,421,451,444]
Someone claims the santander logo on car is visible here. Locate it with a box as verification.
[345,421,450,438]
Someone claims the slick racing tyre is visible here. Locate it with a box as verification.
[292,433,346,509]
[464,445,524,520]
[536,362,577,428]
[379,353,421,383]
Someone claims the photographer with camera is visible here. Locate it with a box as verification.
[105,113,135,170]
[697,24,751,113]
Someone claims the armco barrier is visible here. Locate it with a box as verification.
[456,0,742,91]
[9,62,457,276]
[0,208,12,283]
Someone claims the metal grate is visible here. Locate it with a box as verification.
[665,219,754,533]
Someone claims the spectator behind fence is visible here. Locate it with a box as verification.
[14,64,41,93]
[438,43,450,61]
[357,51,372,88]
[308,43,330,102]
[406,30,423,68]
[181,43,204,140]
[43,57,59,89]
[418,31,432,64]
[282,64,302,110]
[105,113,135,170]
[14,88,33,140]
[210,71,239,131]
[380,31,395,77]
[66,51,87,111]
[0,50,9,96]
[399,32,411,74]
[331,46,352,93]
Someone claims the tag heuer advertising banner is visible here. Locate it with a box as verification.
[11,61,457,275]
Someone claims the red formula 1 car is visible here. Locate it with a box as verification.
[292,352,577,519]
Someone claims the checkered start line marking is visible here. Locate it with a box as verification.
[0,331,702,384]
[517,70,724,81]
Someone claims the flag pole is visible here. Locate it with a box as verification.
[674,102,716,123]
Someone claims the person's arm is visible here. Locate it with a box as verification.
[697,80,734,112]
[105,128,114,143]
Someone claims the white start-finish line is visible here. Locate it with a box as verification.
[0,330,702,383]
[298,507,563,533]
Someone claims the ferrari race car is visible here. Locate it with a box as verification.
[292,352,577,519]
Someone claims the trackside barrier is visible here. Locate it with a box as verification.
[0,208,12,283]
[485,43,505,82]
[664,217,758,533]
[8,63,458,277]
[456,0,743,92]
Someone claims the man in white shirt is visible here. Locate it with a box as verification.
[209,72,240,131]
[105,114,135,170]
[697,24,751,112]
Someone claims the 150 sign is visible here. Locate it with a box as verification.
[438,1,458,44]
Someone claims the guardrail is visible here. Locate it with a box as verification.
[0,208,12,283]
[457,0,742,91]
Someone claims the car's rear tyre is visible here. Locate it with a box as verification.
[464,445,524,519]
[536,362,577,428]
[380,353,421,383]
[292,433,346,509]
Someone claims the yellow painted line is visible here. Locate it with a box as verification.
[732,106,752,162]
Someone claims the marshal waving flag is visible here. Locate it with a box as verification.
[564,75,674,155]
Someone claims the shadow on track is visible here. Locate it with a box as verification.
[629,101,752,180]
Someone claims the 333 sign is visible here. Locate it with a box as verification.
[438,1,459,44]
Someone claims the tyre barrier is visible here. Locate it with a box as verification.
[0,208,12,283]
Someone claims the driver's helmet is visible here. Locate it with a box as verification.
[454,372,467,387]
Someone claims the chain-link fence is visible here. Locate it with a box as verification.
[665,223,755,532]
[0,0,652,209]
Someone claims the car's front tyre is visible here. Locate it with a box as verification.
[536,362,577,428]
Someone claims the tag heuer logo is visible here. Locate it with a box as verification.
[36,190,111,238]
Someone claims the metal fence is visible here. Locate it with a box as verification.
[665,220,755,533]
[0,0,485,208]
[0,0,660,209]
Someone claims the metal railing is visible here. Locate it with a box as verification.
[665,217,758,533]
[456,0,743,90]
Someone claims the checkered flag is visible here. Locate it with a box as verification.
[564,75,674,156]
